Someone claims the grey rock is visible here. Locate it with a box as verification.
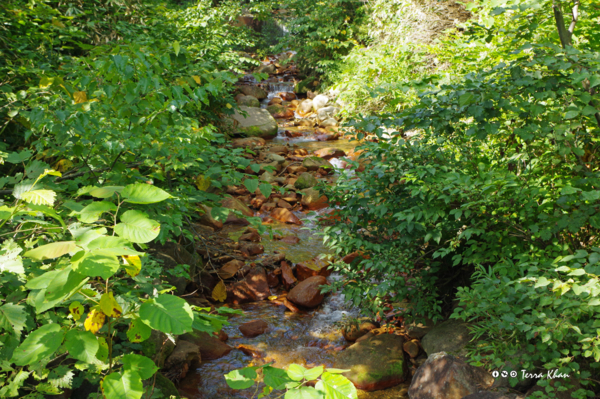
[229,106,278,139]
[421,319,472,356]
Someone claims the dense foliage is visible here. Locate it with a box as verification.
[321,0,600,397]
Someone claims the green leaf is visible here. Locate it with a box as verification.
[250,164,261,173]
[121,183,171,204]
[263,366,294,390]
[259,183,273,199]
[78,201,117,223]
[0,241,24,274]
[126,318,152,343]
[43,266,87,303]
[71,250,120,280]
[36,382,63,395]
[121,354,158,380]
[101,371,144,399]
[24,241,78,261]
[114,210,160,244]
[285,386,324,399]
[48,365,74,389]
[590,74,600,88]
[21,190,56,206]
[26,203,65,228]
[0,370,30,397]
[210,207,230,222]
[535,277,551,288]
[0,304,27,337]
[287,364,324,381]
[224,367,257,389]
[458,93,475,107]
[315,372,357,399]
[565,110,580,119]
[244,179,259,194]
[86,236,143,256]
[11,324,65,366]
[173,41,181,56]
[88,186,124,199]
[64,330,99,364]
[5,150,32,164]
[139,294,193,334]
[582,105,598,116]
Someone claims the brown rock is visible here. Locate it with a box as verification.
[273,108,295,120]
[288,165,308,174]
[251,195,267,209]
[300,188,328,211]
[214,330,228,342]
[198,205,223,230]
[287,275,328,308]
[270,208,302,225]
[260,202,276,213]
[259,253,286,267]
[237,344,264,358]
[314,148,346,160]
[239,230,261,242]
[276,199,293,209]
[269,145,289,154]
[227,266,270,304]
[240,243,264,257]
[403,340,420,358]
[218,260,244,279]
[231,137,266,148]
[268,97,283,105]
[267,271,280,287]
[180,332,232,360]
[295,258,331,281]
[408,352,494,399]
[164,340,200,379]
[279,92,296,101]
[280,261,297,289]
[239,320,269,338]
[221,196,254,225]
[279,235,300,244]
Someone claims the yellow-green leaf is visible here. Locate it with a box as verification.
[212,281,227,302]
[100,292,122,318]
[84,309,105,334]
[21,190,56,206]
[69,301,84,321]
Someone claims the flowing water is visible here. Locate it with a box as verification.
[179,72,410,399]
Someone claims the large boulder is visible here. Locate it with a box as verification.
[164,340,201,374]
[227,266,271,304]
[295,258,331,281]
[237,94,260,107]
[141,330,176,368]
[334,334,408,391]
[408,352,494,399]
[421,319,472,356]
[316,106,340,121]
[180,332,232,360]
[294,172,318,190]
[287,275,328,308]
[230,106,278,139]
[297,99,313,115]
[302,156,333,172]
[312,94,329,111]
[238,85,267,100]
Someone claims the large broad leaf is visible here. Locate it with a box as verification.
[78,201,117,223]
[315,372,357,399]
[88,186,124,199]
[126,317,152,343]
[263,366,294,390]
[64,330,99,364]
[138,295,193,335]
[11,324,65,366]
[287,365,323,382]
[87,236,143,256]
[26,203,65,228]
[21,190,56,206]
[101,371,144,399]
[0,240,24,274]
[121,354,158,379]
[224,367,257,389]
[44,266,87,303]
[0,304,27,337]
[99,292,122,318]
[114,210,160,244]
[24,241,78,261]
[71,250,120,279]
[284,386,324,399]
[121,183,171,204]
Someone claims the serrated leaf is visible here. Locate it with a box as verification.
[88,186,124,199]
[224,367,257,389]
[127,318,152,343]
[0,240,24,274]
[78,201,117,223]
[48,365,74,389]
[24,241,77,261]
[121,354,157,380]
[114,210,160,244]
[139,294,193,335]
[71,250,120,279]
[121,183,171,204]
[21,190,56,206]
[315,371,357,399]
[64,330,99,364]
[212,281,227,302]
[100,292,123,318]
[36,382,62,395]
[101,371,144,399]
[0,304,27,337]
[11,324,65,366]
[69,301,84,321]
[84,309,106,334]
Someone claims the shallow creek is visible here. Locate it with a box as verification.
[179,75,410,399]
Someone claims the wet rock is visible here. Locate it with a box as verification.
[164,340,201,373]
[406,320,435,339]
[268,97,283,106]
[279,235,300,244]
[141,330,176,368]
[198,205,223,230]
[274,108,295,119]
[237,344,265,358]
[239,320,269,338]
[296,119,314,127]
[295,258,331,281]
[276,199,293,209]
[269,145,289,154]
[408,352,494,399]
[259,252,286,267]
[312,94,329,111]
[221,196,254,225]
[237,94,260,107]
[288,165,308,174]
[280,261,297,289]
[270,208,302,225]
[319,117,338,128]
[238,85,267,99]
[218,260,245,279]
[251,195,267,209]
[302,156,333,172]
[255,64,276,75]
[180,332,232,360]
[403,340,420,358]
[260,202,276,213]
[298,99,313,115]
[148,240,199,293]
[280,92,296,101]
[300,188,328,211]
[314,148,346,160]
[215,330,228,342]
[294,172,318,190]
[230,106,278,139]
[335,334,408,391]
[287,275,328,308]
[342,321,377,342]
[267,271,280,287]
[421,319,472,356]
[239,228,261,242]
[227,266,270,304]
[240,242,264,257]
